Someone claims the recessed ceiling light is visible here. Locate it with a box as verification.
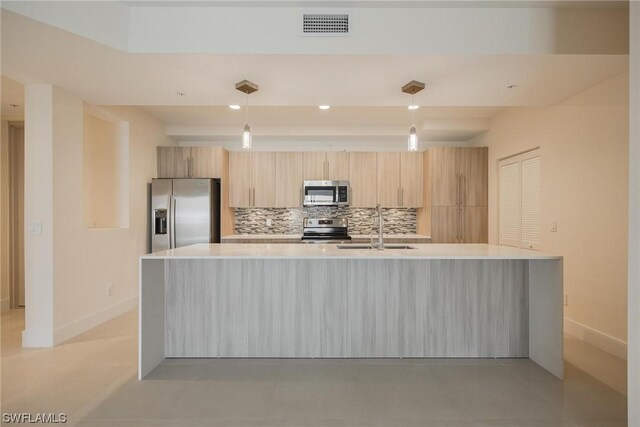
[318,105,331,110]
[408,105,420,110]
[229,104,241,110]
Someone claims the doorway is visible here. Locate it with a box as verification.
[8,123,24,308]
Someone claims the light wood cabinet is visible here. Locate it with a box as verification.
[229,152,276,208]
[303,152,326,181]
[430,147,458,207]
[229,151,252,207]
[463,206,488,243]
[190,146,222,178]
[326,152,350,181]
[400,152,424,208]
[303,152,350,181]
[423,147,488,243]
[349,152,377,207]
[157,146,223,178]
[376,152,423,207]
[157,147,190,178]
[458,147,488,207]
[430,207,460,243]
[252,152,276,207]
[376,152,401,207]
[274,152,303,207]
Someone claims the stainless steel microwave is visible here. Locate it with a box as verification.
[303,180,350,207]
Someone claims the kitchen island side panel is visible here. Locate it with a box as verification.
[162,258,528,359]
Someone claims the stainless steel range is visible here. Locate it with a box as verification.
[301,218,351,244]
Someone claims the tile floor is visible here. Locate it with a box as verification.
[1,308,628,427]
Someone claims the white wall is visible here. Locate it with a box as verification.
[627,1,639,424]
[22,85,174,346]
[472,72,629,357]
[83,110,129,229]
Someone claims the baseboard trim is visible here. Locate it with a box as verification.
[53,296,138,345]
[564,317,627,360]
[1,298,9,312]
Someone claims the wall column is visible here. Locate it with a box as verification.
[629,1,640,424]
[22,85,55,347]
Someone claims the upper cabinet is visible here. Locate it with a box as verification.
[349,152,378,208]
[229,151,276,208]
[157,146,223,179]
[430,146,487,207]
[376,152,424,208]
[376,152,401,207]
[157,147,190,178]
[274,152,304,207]
[400,152,424,208]
[303,152,350,181]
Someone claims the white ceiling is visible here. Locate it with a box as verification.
[0,7,630,145]
[1,10,628,107]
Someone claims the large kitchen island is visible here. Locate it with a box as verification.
[139,243,563,380]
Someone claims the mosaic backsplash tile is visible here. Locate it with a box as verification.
[234,207,417,235]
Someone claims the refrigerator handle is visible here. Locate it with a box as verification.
[170,195,176,249]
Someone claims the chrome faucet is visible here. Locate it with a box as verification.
[371,204,384,250]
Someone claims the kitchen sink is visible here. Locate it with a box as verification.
[336,244,417,250]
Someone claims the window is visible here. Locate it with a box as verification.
[499,149,540,250]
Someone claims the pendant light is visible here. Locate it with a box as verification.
[235,80,259,150]
[402,80,425,152]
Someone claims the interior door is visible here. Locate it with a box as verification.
[173,179,212,248]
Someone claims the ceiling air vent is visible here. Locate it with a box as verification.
[302,13,350,36]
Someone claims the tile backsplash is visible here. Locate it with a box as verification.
[234,207,417,235]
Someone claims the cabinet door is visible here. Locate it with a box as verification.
[349,152,377,208]
[326,152,350,181]
[462,206,488,243]
[376,152,401,207]
[229,151,252,207]
[252,152,276,207]
[303,152,327,180]
[274,152,303,207]
[190,146,222,178]
[430,147,459,207]
[430,206,460,243]
[400,152,424,207]
[458,147,488,207]
[157,146,189,178]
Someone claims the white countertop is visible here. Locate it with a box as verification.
[142,243,560,260]
[221,234,432,240]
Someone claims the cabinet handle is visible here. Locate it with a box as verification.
[324,160,328,179]
[401,188,404,207]
[248,187,252,207]
[456,174,460,207]
[252,187,256,207]
[463,175,466,206]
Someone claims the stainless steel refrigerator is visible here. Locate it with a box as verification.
[151,179,220,252]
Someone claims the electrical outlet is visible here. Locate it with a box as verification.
[564,293,568,307]
[551,221,558,233]
[106,283,113,296]
[266,218,273,227]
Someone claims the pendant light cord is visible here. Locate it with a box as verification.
[245,92,249,124]
[411,93,415,126]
